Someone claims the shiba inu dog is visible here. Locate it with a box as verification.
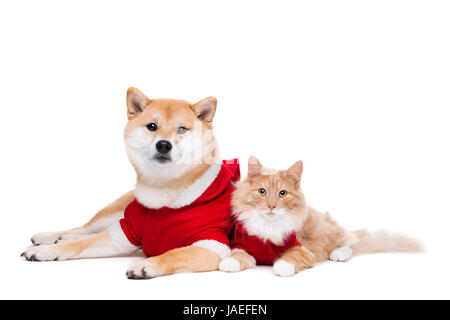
[22,87,239,279]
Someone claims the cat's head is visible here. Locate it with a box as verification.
[231,156,308,244]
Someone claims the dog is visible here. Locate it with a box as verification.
[22,87,240,279]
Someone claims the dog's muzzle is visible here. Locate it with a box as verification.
[153,140,172,163]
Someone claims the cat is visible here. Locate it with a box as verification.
[219,156,422,277]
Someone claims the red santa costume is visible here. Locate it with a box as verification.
[230,222,302,265]
[107,159,240,259]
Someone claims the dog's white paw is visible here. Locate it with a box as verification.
[219,257,241,273]
[21,244,70,261]
[330,246,353,262]
[273,260,296,277]
[31,232,60,245]
[126,259,163,279]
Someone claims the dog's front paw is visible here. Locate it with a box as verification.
[30,232,60,246]
[126,258,164,279]
[21,245,63,262]
[219,257,241,272]
[273,260,296,277]
[21,244,74,262]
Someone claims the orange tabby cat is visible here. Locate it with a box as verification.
[219,156,422,277]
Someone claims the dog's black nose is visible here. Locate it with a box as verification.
[156,140,172,154]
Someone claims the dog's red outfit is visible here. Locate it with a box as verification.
[119,159,240,257]
[230,223,302,265]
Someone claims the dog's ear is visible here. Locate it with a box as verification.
[191,97,217,124]
[127,87,151,120]
[287,160,303,187]
[248,155,263,179]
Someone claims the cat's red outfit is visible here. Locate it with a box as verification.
[230,223,302,265]
[119,159,240,258]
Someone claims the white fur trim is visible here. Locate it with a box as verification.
[170,162,221,208]
[192,240,231,259]
[135,161,221,209]
[134,185,179,209]
[231,248,256,266]
[106,222,141,254]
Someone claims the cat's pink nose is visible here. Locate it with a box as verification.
[268,204,276,210]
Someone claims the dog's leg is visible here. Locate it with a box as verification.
[22,230,139,261]
[31,191,134,245]
[126,246,222,279]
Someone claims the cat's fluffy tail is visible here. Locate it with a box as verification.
[350,229,423,255]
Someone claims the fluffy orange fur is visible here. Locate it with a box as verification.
[223,156,422,276]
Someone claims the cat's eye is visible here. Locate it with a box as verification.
[146,122,157,132]
[258,188,267,196]
[279,190,288,198]
[177,127,189,134]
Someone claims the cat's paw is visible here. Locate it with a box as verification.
[273,260,296,277]
[219,257,241,272]
[30,232,60,245]
[329,246,353,262]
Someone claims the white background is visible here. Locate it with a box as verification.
[1,0,449,299]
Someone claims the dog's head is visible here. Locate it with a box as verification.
[124,87,219,185]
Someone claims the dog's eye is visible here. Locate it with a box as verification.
[177,127,189,134]
[146,123,157,132]
[279,190,288,198]
[258,188,267,196]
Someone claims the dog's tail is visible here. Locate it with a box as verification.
[349,229,423,255]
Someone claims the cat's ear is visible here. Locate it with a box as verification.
[127,87,151,120]
[287,160,303,186]
[248,155,263,179]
